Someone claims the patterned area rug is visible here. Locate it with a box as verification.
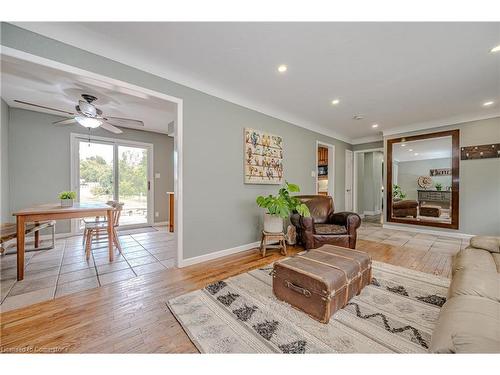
[167,261,450,353]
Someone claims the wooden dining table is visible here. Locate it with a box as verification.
[13,202,115,281]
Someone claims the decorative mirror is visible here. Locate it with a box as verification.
[387,129,459,229]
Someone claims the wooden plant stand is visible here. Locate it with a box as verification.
[259,231,287,257]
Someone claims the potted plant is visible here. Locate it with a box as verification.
[59,191,76,207]
[392,184,407,201]
[435,183,443,191]
[256,182,310,233]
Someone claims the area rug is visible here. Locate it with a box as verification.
[167,260,450,353]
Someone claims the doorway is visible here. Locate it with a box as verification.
[353,148,384,220]
[3,46,184,267]
[316,141,335,197]
[71,134,153,232]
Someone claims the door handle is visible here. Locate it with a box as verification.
[148,181,151,191]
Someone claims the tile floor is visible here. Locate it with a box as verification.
[358,219,469,255]
[0,226,175,312]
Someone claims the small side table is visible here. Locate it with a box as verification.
[259,231,287,257]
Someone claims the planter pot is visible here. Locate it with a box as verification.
[61,198,74,207]
[263,213,284,233]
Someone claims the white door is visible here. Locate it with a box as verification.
[345,150,353,211]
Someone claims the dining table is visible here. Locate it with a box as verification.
[13,202,115,281]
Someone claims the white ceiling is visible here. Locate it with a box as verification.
[10,22,500,142]
[392,136,452,162]
[0,54,177,134]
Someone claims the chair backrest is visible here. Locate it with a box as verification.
[107,201,124,227]
[295,195,334,224]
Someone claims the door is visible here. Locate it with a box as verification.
[118,145,149,226]
[345,150,353,211]
[76,139,115,231]
[72,135,153,232]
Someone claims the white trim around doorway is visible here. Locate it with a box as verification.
[0,46,185,268]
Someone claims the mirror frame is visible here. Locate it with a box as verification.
[386,129,460,229]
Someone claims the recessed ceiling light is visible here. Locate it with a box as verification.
[331,99,340,105]
[401,143,406,147]
[408,149,413,152]
[277,65,287,73]
[483,101,494,107]
[371,124,379,128]
[490,45,500,53]
[414,153,419,156]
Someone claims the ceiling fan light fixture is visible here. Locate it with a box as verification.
[75,116,102,128]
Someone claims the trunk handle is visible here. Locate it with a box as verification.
[285,280,312,297]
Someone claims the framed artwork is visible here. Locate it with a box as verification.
[244,128,283,184]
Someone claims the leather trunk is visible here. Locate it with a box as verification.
[273,245,372,324]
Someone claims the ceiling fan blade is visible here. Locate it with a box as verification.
[101,122,123,134]
[14,100,74,115]
[105,117,144,127]
[53,118,76,126]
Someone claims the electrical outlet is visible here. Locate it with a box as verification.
[155,212,159,217]
[311,170,316,178]
[155,173,161,179]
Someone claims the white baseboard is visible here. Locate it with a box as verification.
[178,241,261,268]
[364,210,382,216]
[382,223,474,239]
[153,221,169,227]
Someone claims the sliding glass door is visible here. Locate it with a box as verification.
[72,135,153,231]
[118,145,149,225]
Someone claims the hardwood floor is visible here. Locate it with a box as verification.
[0,240,452,353]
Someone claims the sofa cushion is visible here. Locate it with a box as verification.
[429,295,500,353]
[451,335,500,354]
[492,253,500,273]
[448,269,500,303]
[452,247,497,275]
[314,223,347,235]
[470,236,500,253]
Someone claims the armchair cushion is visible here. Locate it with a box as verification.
[314,223,347,235]
[329,212,361,230]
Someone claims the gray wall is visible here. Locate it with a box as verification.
[7,107,174,233]
[397,158,452,200]
[353,140,383,151]
[1,99,10,223]
[1,23,352,259]
[385,116,500,236]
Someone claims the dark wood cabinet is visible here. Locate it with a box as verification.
[318,147,328,166]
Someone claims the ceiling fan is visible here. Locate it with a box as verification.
[14,94,144,134]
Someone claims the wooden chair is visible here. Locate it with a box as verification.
[84,201,123,260]
[1,221,56,255]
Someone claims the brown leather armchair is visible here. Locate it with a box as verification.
[290,195,361,250]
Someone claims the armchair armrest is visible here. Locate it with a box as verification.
[290,213,314,232]
[328,212,361,233]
